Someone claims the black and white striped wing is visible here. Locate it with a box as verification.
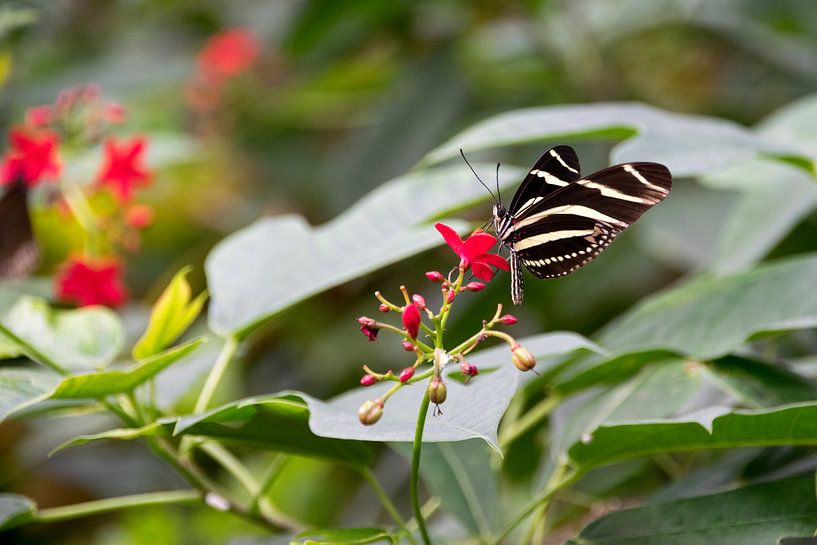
[506,162,671,279]
[507,145,582,216]
[0,184,39,280]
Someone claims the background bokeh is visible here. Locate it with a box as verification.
[2,1,817,543]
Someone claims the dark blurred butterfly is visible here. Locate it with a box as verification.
[486,145,671,304]
[0,181,39,280]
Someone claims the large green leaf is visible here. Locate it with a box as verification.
[206,164,523,338]
[700,159,817,275]
[173,394,374,468]
[422,102,786,177]
[566,477,817,545]
[0,493,36,531]
[757,92,817,160]
[0,368,60,422]
[305,332,597,451]
[0,297,124,370]
[599,253,817,359]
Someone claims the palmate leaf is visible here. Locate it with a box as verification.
[421,102,793,177]
[567,477,817,545]
[206,163,523,338]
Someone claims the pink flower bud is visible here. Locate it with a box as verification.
[378,303,390,313]
[446,290,456,303]
[499,314,518,325]
[358,399,384,426]
[360,374,376,386]
[464,282,486,292]
[425,271,444,282]
[358,316,377,327]
[360,325,378,342]
[511,343,536,372]
[412,294,426,310]
[460,361,478,376]
[399,367,415,383]
[402,304,422,339]
[401,341,415,352]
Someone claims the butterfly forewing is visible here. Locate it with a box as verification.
[496,152,671,302]
[507,145,582,217]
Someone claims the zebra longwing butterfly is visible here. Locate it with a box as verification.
[492,145,671,305]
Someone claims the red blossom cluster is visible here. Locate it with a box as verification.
[186,28,262,113]
[0,85,155,307]
[354,222,535,426]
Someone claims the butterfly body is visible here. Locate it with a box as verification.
[493,146,671,304]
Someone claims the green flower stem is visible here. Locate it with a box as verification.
[374,322,434,353]
[33,490,201,524]
[379,368,435,403]
[360,467,418,545]
[249,455,286,516]
[488,464,581,545]
[498,394,561,447]
[411,391,433,545]
[200,442,260,496]
[194,335,240,414]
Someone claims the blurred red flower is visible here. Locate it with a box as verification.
[198,28,260,80]
[125,204,154,228]
[97,137,151,202]
[25,106,53,128]
[434,222,509,281]
[55,257,128,307]
[0,127,61,187]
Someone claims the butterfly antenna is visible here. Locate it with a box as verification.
[460,149,497,203]
[495,162,502,204]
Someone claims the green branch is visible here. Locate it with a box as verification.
[33,490,200,523]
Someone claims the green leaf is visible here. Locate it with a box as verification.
[133,267,207,360]
[567,477,817,545]
[0,493,36,531]
[0,7,38,41]
[49,338,206,400]
[0,368,59,421]
[0,296,124,371]
[49,423,166,456]
[173,395,374,468]
[599,253,817,360]
[700,159,817,275]
[206,163,523,338]
[292,527,391,545]
[394,440,499,538]
[757,91,817,160]
[305,332,596,452]
[422,102,782,177]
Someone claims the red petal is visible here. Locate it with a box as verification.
[476,252,510,271]
[462,231,497,258]
[434,222,465,255]
[472,262,495,281]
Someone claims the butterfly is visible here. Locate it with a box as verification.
[488,145,671,305]
[0,181,39,280]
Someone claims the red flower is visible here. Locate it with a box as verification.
[125,204,154,228]
[1,127,61,187]
[97,137,151,202]
[55,257,128,308]
[402,304,422,339]
[198,28,260,80]
[434,222,509,281]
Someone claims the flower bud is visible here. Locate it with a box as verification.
[412,294,426,310]
[459,361,478,377]
[425,271,444,282]
[358,316,377,327]
[379,303,390,313]
[360,374,376,386]
[360,325,378,342]
[511,343,536,372]
[464,282,486,292]
[427,376,447,405]
[402,304,422,339]
[446,290,456,303]
[399,367,415,383]
[401,341,415,352]
[499,314,517,325]
[358,399,384,426]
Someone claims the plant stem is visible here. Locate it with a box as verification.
[0,323,68,375]
[249,455,287,515]
[411,391,433,545]
[33,490,201,524]
[360,467,418,545]
[200,442,260,496]
[498,394,560,447]
[194,335,240,414]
